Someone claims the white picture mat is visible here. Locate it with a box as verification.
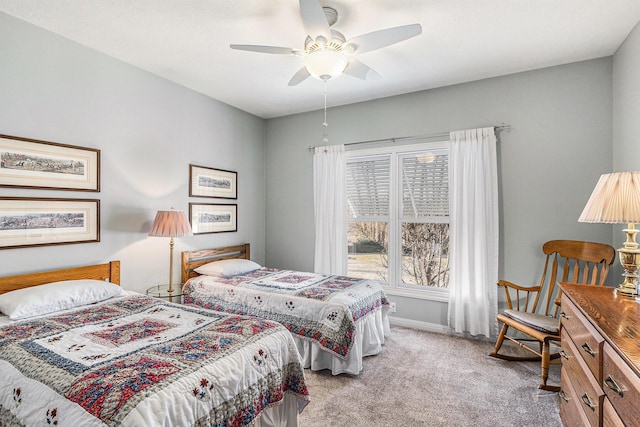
[190,165,237,198]
[0,198,99,248]
[190,204,237,234]
[0,136,99,191]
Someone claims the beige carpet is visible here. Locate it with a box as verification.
[298,325,561,427]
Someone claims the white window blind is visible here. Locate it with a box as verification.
[401,150,449,218]
[346,155,390,218]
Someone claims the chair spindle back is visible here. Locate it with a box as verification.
[539,240,615,317]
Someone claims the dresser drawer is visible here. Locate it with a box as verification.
[603,398,625,427]
[560,328,603,427]
[603,343,640,426]
[560,365,591,427]
[561,295,604,383]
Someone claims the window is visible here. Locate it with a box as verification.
[346,142,449,300]
[346,154,390,282]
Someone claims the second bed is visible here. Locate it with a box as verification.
[181,244,391,375]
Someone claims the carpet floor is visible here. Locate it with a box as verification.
[298,325,562,427]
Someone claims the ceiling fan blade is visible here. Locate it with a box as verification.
[344,23,422,55]
[230,44,301,55]
[344,59,381,81]
[299,0,331,41]
[288,67,311,86]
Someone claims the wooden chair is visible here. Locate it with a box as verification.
[489,239,615,391]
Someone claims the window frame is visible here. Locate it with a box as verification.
[346,141,449,302]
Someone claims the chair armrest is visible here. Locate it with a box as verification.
[497,280,541,292]
[497,280,541,311]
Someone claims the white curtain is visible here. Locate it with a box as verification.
[313,145,347,275]
[447,127,499,338]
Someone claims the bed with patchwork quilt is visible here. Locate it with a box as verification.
[0,261,309,427]
[181,245,391,375]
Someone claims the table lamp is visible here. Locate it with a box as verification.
[579,171,640,296]
[148,209,192,294]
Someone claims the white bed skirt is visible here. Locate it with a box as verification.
[292,308,390,375]
[256,393,306,427]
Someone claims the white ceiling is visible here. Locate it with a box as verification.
[1,0,640,119]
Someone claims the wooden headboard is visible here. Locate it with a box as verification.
[0,261,121,294]
[181,244,250,283]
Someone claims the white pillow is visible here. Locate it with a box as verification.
[0,279,124,320]
[195,259,262,277]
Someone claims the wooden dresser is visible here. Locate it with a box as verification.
[559,283,640,427]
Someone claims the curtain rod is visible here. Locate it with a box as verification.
[306,124,511,151]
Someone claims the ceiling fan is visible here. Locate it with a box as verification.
[230,0,422,86]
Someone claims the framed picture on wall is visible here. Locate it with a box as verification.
[0,197,100,249]
[189,203,237,234]
[0,134,100,191]
[189,165,237,199]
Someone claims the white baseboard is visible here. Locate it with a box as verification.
[389,316,495,343]
[389,316,452,334]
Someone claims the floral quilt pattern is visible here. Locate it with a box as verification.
[0,295,309,427]
[184,268,390,359]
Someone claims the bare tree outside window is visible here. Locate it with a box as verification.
[401,222,449,287]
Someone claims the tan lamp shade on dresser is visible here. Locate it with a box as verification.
[149,209,192,294]
[579,171,640,295]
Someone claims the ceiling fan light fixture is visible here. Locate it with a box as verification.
[230,0,422,86]
[303,49,348,81]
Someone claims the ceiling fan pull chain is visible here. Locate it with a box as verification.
[322,80,329,143]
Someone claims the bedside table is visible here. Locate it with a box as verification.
[146,284,183,303]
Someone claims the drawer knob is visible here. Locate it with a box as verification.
[581,342,596,357]
[604,374,624,397]
[560,312,570,320]
[559,350,569,360]
[581,393,596,411]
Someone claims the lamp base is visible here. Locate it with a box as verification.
[616,226,640,297]
[614,282,638,296]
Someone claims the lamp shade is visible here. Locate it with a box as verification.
[148,210,192,237]
[579,171,640,224]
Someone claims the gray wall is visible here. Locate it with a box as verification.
[613,22,640,170]
[0,13,266,293]
[265,58,614,328]
[611,21,640,282]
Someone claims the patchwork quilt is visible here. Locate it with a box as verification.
[183,268,390,359]
[0,295,309,427]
